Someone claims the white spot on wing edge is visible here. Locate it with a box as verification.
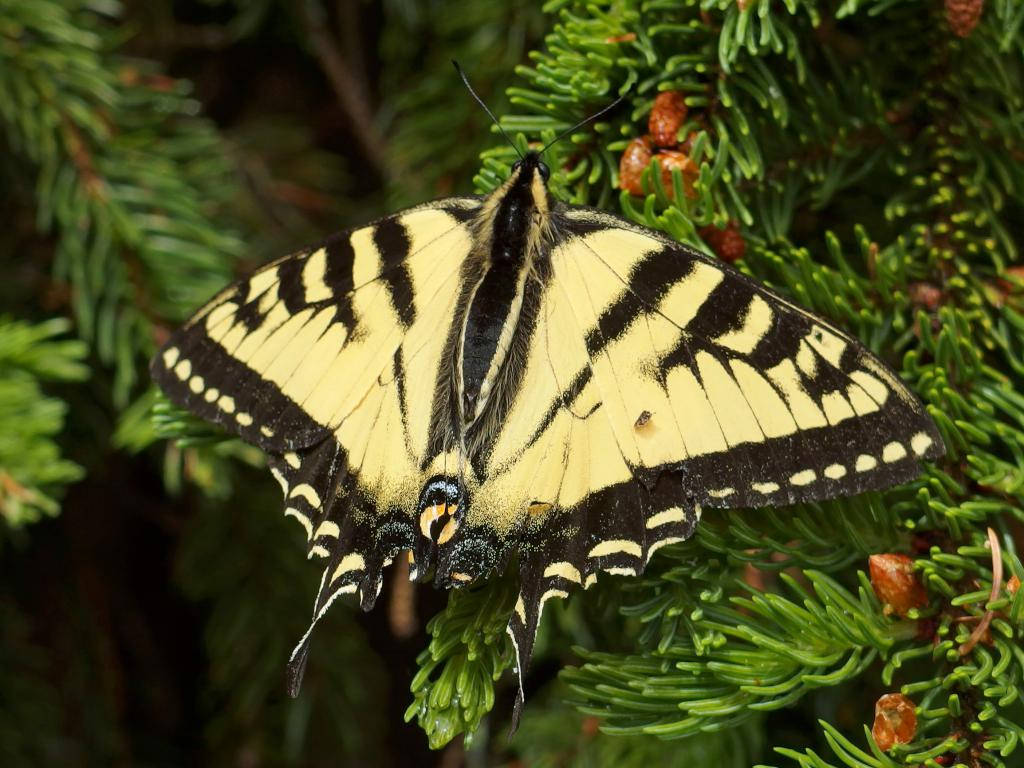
[162,347,179,369]
[588,539,642,559]
[855,454,878,472]
[645,506,686,529]
[174,359,192,381]
[824,463,847,480]
[539,588,569,612]
[789,469,816,486]
[882,441,907,463]
[270,467,288,493]
[603,567,637,577]
[543,562,582,583]
[284,452,301,469]
[646,536,686,563]
[332,552,366,581]
[217,395,235,413]
[751,481,780,494]
[911,432,934,456]
[313,520,340,539]
[188,375,204,394]
[290,483,321,507]
[236,412,253,427]
[708,487,734,499]
[285,507,312,537]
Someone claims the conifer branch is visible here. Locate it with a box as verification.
[411,1,1024,761]
[0,318,87,526]
[0,0,243,404]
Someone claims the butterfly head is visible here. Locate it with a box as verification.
[501,150,552,222]
[490,150,553,236]
[510,151,550,184]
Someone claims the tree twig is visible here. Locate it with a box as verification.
[336,0,368,102]
[959,527,1003,656]
[388,554,418,639]
[300,0,389,179]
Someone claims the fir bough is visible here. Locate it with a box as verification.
[413,1,1024,764]
[0,317,86,526]
[0,0,242,405]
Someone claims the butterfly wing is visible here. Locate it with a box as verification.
[152,198,478,452]
[151,197,481,680]
[553,207,944,505]
[493,205,943,721]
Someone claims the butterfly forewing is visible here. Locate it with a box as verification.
[550,207,943,508]
[152,197,478,521]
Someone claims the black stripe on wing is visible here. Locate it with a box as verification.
[373,217,416,328]
[152,330,332,451]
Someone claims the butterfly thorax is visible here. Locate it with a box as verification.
[457,153,553,430]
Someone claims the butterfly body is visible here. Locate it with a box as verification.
[152,148,943,721]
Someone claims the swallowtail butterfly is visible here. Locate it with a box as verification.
[151,92,943,727]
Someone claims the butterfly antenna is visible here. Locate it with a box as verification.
[539,94,628,155]
[453,60,523,160]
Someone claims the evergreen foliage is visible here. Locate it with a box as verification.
[1,0,1022,766]
[0,318,86,526]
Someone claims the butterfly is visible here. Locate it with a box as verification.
[151,83,943,728]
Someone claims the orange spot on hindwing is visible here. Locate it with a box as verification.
[419,502,458,539]
[528,502,553,517]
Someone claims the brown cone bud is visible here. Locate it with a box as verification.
[869,554,928,617]
[699,222,745,263]
[656,149,699,200]
[649,91,688,148]
[872,693,917,751]
[945,0,983,37]
[619,136,653,196]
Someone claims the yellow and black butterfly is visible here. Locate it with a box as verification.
[151,75,943,724]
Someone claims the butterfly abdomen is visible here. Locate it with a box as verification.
[455,153,553,435]
[459,259,530,423]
